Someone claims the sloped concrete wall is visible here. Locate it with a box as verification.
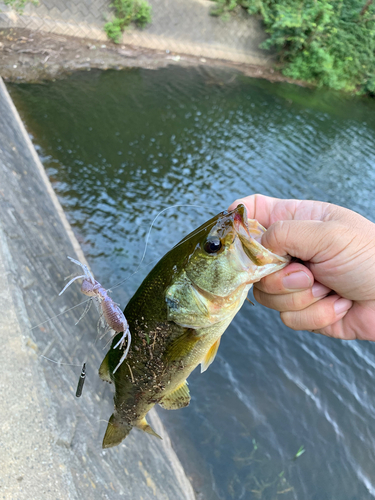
[0,0,273,65]
[0,77,195,500]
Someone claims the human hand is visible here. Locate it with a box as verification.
[229,195,375,341]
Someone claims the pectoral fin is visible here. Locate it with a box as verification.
[159,381,190,410]
[137,418,162,439]
[166,328,200,362]
[201,338,221,373]
[102,414,131,448]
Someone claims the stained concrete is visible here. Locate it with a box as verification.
[0,77,195,499]
[0,28,286,85]
[0,0,273,65]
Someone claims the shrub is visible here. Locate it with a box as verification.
[105,0,152,43]
[211,0,375,94]
[4,0,38,12]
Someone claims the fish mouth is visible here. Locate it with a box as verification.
[232,204,290,277]
[233,204,264,245]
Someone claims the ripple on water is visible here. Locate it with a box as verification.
[8,66,375,499]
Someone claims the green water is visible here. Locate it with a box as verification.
[8,66,375,500]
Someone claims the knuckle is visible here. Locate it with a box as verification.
[281,303,334,331]
[266,220,288,254]
[280,311,299,330]
[254,289,279,311]
[253,288,266,305]
[288,291,312,311]
[310,306,333,329]
[253,193,266,205]
[255,276,272,294]
[257,271,284,294]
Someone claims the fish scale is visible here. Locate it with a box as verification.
[99,205,290,448]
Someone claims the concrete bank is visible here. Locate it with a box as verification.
[0,0,273,66]
[0,77,195,499]
[0,28,288,86]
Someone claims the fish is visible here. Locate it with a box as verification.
[99,204,290,448]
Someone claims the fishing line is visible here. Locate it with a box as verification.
[99,419,111,425]
[35,204,218,381]
[31,203,216,334]
[108,203,216,292]
[36,203,248,404]
[30,253,161,339]
[29,299,92,331]
[40,354,82,367]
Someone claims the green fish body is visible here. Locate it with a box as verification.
[99,205,290,448]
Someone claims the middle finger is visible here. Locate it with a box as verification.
[255,262,314,295]
[254,282,331,312]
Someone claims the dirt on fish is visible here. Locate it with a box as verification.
[0,27,306,85]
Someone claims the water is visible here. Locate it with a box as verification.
[8,66,375,500]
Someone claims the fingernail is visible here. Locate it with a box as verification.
[312,283,331,298]
[334,298,352,315]
[282,271,311,290]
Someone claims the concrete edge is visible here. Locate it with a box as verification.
[150,411,196,496]
[0,76,196,499]
[0,9,273,66]
[0,222,80,500]
[0,77,87,265]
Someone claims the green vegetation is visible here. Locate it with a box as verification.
[4,0,38,12]
[211,0,375,94]
[231,439,295,499]
[293,445,305,460]
[105,0,152,44]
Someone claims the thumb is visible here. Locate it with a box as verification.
[261,219,335,262]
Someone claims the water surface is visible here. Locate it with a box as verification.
[8,66,375,500]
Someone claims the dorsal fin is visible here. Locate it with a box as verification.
[201,338,221,373]
[158,381,190,410]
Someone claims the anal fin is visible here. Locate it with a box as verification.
[201,338,220,373]
[159,381,190,410]
[137,417,162,439]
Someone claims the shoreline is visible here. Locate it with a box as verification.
[0,27,307,87]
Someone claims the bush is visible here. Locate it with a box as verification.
[4,0,38,12]
[105,0,152,43]
[211,0,375,94]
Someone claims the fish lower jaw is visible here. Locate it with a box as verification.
[244,259,290,284]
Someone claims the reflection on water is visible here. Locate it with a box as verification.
[8,66,375,500]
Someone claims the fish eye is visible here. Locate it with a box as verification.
[204,237,222,254]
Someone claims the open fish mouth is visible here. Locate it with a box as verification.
[99,204,291,447]
[232,204,290,279]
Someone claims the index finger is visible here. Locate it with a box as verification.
[255,261,314,294]
[229,195,337,230]
[228,194,280,228]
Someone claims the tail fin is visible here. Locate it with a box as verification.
[102,413,131,448]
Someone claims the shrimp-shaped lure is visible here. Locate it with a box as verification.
[59,256,131,374]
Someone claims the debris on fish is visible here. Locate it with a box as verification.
[99,204,290,448]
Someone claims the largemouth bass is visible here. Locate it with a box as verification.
[99,204,290,448]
